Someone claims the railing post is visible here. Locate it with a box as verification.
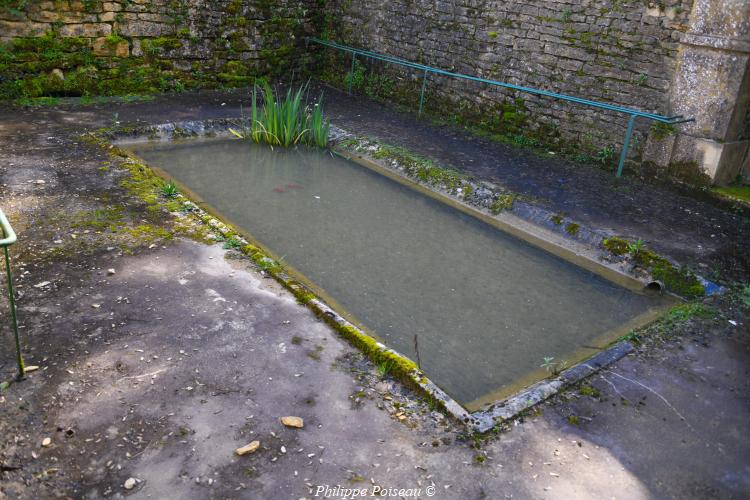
[616,114,637,178]
[348,53,356,95]
[4,246,23,380]
[1,208,23,380]
[419,69,428,116]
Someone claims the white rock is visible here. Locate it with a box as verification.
[124,477,137,490]
[41,437,51,447]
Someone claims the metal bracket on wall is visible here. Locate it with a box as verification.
[0,208,24,381]
[307,37,695,178]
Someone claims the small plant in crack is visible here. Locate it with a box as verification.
[742,285,750,308]
[179,201,196,213]
[377,360,395,378]
[596,145,614,165]
[540,356,567,376]
[579,384,600,398]
[222,236,243,250]
[628,238,644,259]
[160,180,179,198]
[307,344,324,361]
[425,392,439,411]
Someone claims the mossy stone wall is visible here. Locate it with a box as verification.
[0,0,317,98]
[319,0,694,162]
[317,0,750,184]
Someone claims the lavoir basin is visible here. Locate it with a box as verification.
[131,138,673,411]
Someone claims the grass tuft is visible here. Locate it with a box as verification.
[238,81,330,149]
[160,180,178,198]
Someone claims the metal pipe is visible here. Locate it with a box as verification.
[617,114,637,177]
[307,37,692,124]
[3,246,23,380]
[0,209,23,380]
[0,209,15,247]
[348,54,356,95]
[419,69,428,116]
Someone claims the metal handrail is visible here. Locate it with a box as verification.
[0,209,17,247]
[306,37,694,177]
[1,208,24,380]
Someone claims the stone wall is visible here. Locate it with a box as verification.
[319,0,750,184]
[0,0,317,97]
[2,0,748,183]
[654,0,750,184]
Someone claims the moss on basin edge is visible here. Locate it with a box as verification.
[602,236,705,298]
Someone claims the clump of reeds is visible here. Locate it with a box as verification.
[232,81,330,149]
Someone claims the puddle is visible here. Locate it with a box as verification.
[131,138,673,410]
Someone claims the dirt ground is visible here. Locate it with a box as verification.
[0,89,748,499]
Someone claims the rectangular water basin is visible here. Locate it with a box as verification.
[131,138,673,411]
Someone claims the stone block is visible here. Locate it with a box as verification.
[544,43,595,62]
[118,20,165,37]
[59,22,111,37]
[643,134,677,168]
[92,36,130,57]
[130,38,143,57]
[671,47,749,140]
[99,11,117,22]
[0,20,49,37]
[102,2,123,12]
[514,38,544,52]
[672,135,750,185]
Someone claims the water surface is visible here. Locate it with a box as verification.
[133,139,670,408]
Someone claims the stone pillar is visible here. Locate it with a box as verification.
[644,0,750,185]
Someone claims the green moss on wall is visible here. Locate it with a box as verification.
[1,0,314,100]
[0,29,193,98]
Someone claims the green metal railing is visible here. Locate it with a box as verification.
[0,208,24,380]
[306,37,694,177]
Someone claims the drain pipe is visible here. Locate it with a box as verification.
[644,280,664,293]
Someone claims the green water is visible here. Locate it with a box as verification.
[132,139,670,408]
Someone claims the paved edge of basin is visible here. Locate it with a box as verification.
[469,341,634,433]
[99,127,478,428]
[100,118,693,433]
